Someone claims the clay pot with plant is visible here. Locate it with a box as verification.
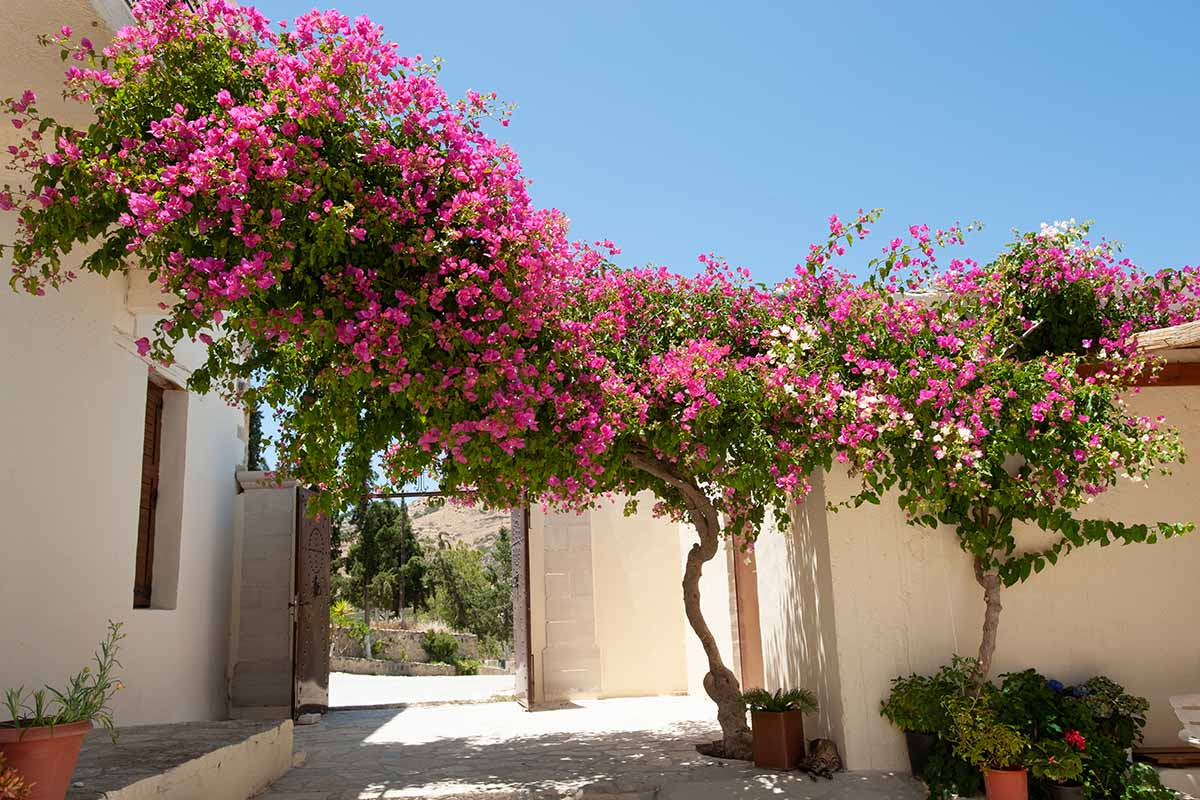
[947,693,1030,800]
[740,688,819,770]
[1,622,124,800]
[1029,732,1087,800]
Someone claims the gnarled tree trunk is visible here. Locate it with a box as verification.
[973,555,1002,676]
[629,452,753,760]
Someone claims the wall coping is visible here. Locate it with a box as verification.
[237,470,300,491]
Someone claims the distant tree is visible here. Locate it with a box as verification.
[485,526,513,645]
[426,526,513,650]
[335,496,398,655]
[428,544,491,636]
[336,496,431,627]
[375,499,429,617]
[246,406,269,471]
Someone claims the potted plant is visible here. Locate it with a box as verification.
[881,673,942,777]
[881,656,979,778]
[947,694,1030,800]
[741,687,819,770]
[1078,676,1149,753]
[1,622,124,800]
[0,753,32,800]
[1029,733,1086,800]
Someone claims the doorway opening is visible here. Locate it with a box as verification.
[323,489,532,710]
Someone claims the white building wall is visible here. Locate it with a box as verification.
[528,495,734,704]
[590,493,689,698]
[0,260,246,725]
[1,0,246,726]
[756,386,1200,770]
[754,485,847,747]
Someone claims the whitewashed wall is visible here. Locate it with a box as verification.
[590,493,690,698]
[1,0,248,726]
[529,494,734,703]
[0,258,246,725]
[756,386,1200,769]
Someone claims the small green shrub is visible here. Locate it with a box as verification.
[882,656,979,735]
[881,674,941,733]
[946,694,1028,771]
[3,621,125,742]
[330,599,356,627]
[1028,738,1084,784]
[920,740,982,800]
[1082,676,1150,749]
[1120,763,1179,800]
[740,687,818,714]
[455,659,481,676]
[421,630,460,665]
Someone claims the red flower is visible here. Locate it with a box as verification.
[1065,730,1086,751]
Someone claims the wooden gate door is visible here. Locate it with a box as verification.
[510,506,534,708]
[293,487,331,716]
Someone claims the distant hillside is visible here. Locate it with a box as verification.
[408,497,509,550]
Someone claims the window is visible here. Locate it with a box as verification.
[134,380,165,608]
[133,375,187,610]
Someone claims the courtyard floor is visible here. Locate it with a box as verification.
[256,694,924,799]
[330,672,517,708]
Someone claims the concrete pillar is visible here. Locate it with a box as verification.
[539,509,602,701]
[227,472,298,719]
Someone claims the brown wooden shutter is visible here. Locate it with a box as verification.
[134,381,164,608]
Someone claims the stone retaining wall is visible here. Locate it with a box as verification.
[330,656,455,676]
[68,719,293,800]
[332,627,479,662]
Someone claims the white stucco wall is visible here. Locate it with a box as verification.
[590,493,689,698]
[759,386,1200,770]
[528,495,736,704]
[1,0,247,726]
[0,268,246,724]
[754,489,846,746]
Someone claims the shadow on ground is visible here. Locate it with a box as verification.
[257,700,923,800]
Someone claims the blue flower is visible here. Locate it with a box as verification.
[1046,679,1065,692]
[1071,685,1090,698]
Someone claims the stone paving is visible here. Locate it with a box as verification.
[331,672,517,709]
[256,695,924,800]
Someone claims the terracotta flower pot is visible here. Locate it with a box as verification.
[750,709,805,770]
[983,767,1028,800]
[0,720,91,800]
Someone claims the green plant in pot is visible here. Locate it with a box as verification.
[947,693,1030,800]
[1,622,124,800]
[1028,733,1086,800]
[881,656,978,778]
[741,688,818,770]
[882,673,943,778]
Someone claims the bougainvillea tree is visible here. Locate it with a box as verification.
[772,216,1200,675]
[8,0,1200,758]
[0,0,836,756]
[2,0,597,504]
[398,246,875,757]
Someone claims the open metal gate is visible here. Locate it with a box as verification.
[293,486,331,716]
[511,506,534,707]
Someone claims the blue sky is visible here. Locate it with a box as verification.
[252,0,1200,282]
